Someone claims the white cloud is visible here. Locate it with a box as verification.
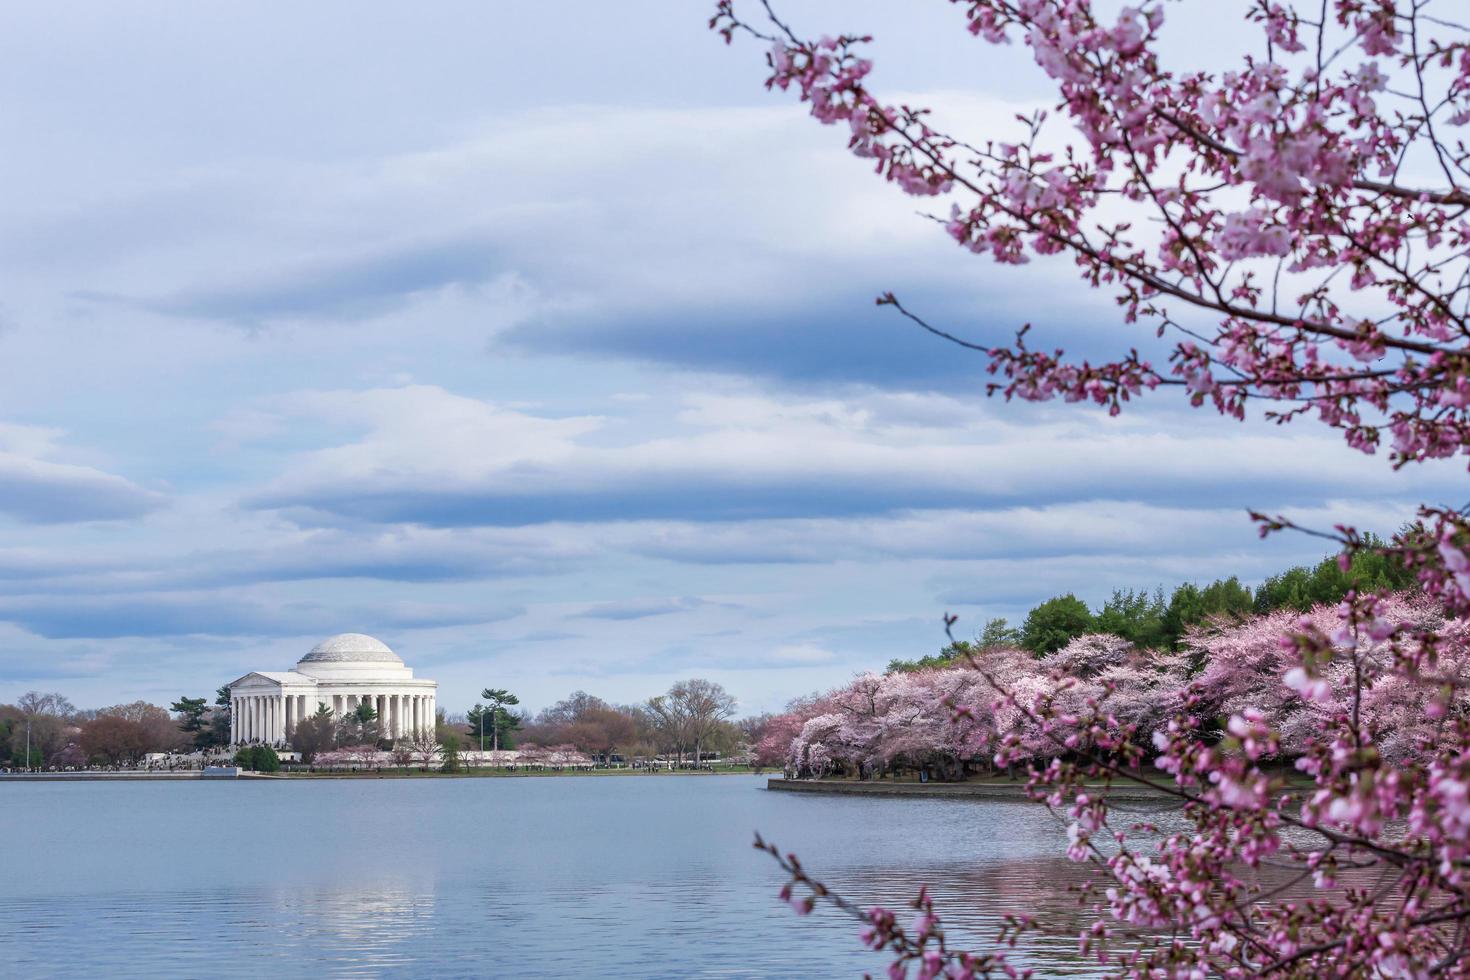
[240,383,1455,527]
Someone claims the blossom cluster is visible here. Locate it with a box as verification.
[713,0,1470,972]
[760,595,1470,974]
[717,0,1470,470]
[715,0,1470,567]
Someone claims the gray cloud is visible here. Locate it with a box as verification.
[77,231,506,325]
[0,591,521,641]
[0,454,164,524]
[573,596,712,621]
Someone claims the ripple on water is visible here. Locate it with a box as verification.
[1,777,1118,977]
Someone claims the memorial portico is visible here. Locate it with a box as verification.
[227,633,438,746]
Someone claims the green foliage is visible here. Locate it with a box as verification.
[977,617,1021,649]
[476,689,522,751]
[884,541,1422,673]
[1020,594,1095,654]
[206,709,231,749]
[1160,577,1253,646]
[887,618,1024,672]
[171,696,207,731]
[887,641,972,674]
[1094,588,1168,649]
[171,696,210,749]
[1254,534,1416,614]
[440,732,462,773]
[466,704,489,743]
[233,745,280,772]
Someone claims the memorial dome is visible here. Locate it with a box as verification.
[298,633,403,665]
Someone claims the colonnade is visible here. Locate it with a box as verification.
[231,691,436,745]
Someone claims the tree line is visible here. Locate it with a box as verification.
[449,678,745,767]
[887,538,1417,671]
[2,676,758,771]
[0,691,227,769]
[770,592,1464,781]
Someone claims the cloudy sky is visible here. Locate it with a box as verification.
[0,2,1455,715]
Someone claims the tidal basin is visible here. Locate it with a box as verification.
[0,775,1103,977]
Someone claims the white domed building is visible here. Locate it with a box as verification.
[227,633,438,746]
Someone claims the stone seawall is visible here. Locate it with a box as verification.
[767,777,1173,802]
[0,768,243,781]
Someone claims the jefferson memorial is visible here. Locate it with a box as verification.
[227,633,438,746]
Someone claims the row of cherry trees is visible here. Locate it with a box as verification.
[767,594,1467,780]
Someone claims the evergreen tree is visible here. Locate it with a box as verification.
[1020,594,1095,654]
[480,689,520,752]
[1095,588,1168,649]
[976,618,1021,650]
[170,696,209,748]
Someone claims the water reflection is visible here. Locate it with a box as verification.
[0,777,1137,977]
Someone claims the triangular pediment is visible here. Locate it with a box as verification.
[227,671,284,690]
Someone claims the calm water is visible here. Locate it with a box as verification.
[0,775,1104,978]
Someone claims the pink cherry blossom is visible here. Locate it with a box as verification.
[713,0,1470,973]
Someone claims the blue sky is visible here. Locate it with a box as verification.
[0,2,1456,714]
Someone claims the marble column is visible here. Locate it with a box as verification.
[230,698,238,744]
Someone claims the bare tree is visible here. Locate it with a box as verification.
[642,695,690,765]
[671,679,737,769]
[17,691,75,719]
[389,742,413,772]
[646,679,737,768]
[408,727,439,771]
